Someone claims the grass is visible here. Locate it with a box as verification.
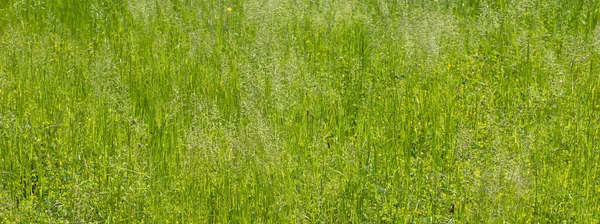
[1,0,599,222]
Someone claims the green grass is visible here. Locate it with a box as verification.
[1,0,599,222]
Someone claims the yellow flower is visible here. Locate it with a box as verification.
[227,7,232,12]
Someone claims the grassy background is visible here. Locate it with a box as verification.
[1,0,599,222]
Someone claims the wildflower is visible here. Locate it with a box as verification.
[227,7,232,12]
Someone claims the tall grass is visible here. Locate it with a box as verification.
[1,0,599,222]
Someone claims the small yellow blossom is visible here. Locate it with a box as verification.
[226,7,232,12]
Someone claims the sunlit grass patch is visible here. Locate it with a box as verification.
[1,0,599,222]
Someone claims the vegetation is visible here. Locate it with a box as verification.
[1,0,599,222]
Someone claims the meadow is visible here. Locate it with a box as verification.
[1,0,599,222]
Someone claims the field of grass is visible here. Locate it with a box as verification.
[1,0,599,222]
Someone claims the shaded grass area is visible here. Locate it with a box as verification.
[1,0,599,222]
